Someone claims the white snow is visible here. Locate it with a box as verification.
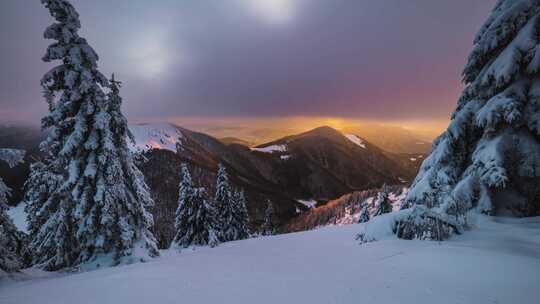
[251,144,287,153]
[345,134,367,149]
[128,123,183,153]
[1,215,539,304]
[297,199,317,209]
[280,155,292,160]
[7,204,27,234]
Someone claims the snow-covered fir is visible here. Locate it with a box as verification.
[357,205,370,223]
[214,164,240,242]
[231,189,250,240]
[172,164,220,248]
[400,0,540,240]
[373,184,393,217]
[25,0,158,271]
[0,149,26,273]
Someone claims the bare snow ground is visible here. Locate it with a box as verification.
[1,216,539,304]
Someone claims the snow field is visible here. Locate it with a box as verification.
[1,215,539,304]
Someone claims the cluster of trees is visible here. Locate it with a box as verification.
[172,164,250,249]
[0,0,280,273]
[356,183,393,224]
[284,186,403,232]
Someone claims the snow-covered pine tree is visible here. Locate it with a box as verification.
[232,189,250,240]
[373,184,392,217]
[23,162,64,262]
[261,201,276,236]
[358,204,370,223]
[400,0,540,239]
[174,180,219,249]
[30,0,158,269]
[214,164,236,241]
[172,163,195,248]
[0,149,26,273]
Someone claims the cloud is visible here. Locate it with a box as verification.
[246,0,295,25]
[0,0,497,124]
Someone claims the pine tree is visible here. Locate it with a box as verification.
[0,149,26,273]
[172,164,195,248]
[173,179,219,248]
[401,0,540,239]
[373,184,392,217]
[232,189,250,240]
[23,162,66,269]
[261,201,276,236]
[28,0,158,269]
[358,204,370,223]
[214,164,236,242]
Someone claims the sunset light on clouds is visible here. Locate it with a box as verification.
[0,0,495,138]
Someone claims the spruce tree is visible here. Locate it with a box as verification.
[261,201,276,236]
[232,189,250,240]
[401,0,540,239]
[215,164,236,241]
[29,0,158,269]
[0,149,26,273]
[358,204,370,224]
[173,183,220,248]
[373,184,392,217]
[172,164,195,248]
[23,162,63,245]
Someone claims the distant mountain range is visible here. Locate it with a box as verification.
[0,122,426,246]
[178,120,434,154]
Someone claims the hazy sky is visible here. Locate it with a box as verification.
[0,0,495,127]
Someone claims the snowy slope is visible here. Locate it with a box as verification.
[1,216,539,304]
[345,134,367,149]
[250,144,287,153]
[128,123,183,153]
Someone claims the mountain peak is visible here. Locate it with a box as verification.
[301,125,343,137]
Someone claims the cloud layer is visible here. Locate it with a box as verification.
[0,0,495,124]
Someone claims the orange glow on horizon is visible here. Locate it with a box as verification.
[131,116,449,146]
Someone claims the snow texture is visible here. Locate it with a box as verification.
[1,215,539,304]
[345,134,367,149]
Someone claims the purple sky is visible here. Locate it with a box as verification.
[0,0,495,126]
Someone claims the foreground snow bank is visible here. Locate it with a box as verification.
[1,216,539,304]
